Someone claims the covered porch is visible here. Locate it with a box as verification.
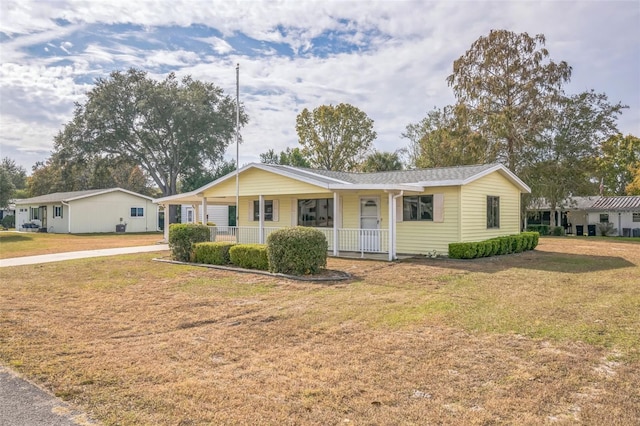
[157,191,405,261]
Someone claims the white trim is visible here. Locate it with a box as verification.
[328,183,424,191]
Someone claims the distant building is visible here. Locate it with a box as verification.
[15,188,159,233]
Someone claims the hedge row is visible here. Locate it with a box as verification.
[448,232,539,259]
[526,224,564,236]
[175,225,328,275]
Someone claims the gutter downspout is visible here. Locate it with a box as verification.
[61,201,71,234]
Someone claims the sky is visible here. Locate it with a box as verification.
[1,0,639,174]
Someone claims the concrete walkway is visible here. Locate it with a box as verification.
[0,244,169,267]
[0,366,96,425]
[1,244,170,425]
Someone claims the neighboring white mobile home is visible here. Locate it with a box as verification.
[15,188,159,234]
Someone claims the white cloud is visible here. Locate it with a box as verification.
[0,0,638,172]
[196,36,234,55]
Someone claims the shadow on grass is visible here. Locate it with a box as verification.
[404,250,636,274]
[0,234,33,243]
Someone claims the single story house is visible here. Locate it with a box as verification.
[15,188,159,234]
[155,163,530,260]
[527,196,640,236]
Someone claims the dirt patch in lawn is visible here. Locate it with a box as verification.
[0,238,639,425]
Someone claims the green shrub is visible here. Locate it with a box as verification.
[229,244,269,270]
[551,226,564,236]
[448,242,478,259]
[490,239,501,256]
[497,237,511,255]
[193,241,235,265]
[168,223,210,262]
[482,241,495,257]
[1,215,15,228]
[526,224,549,235]
[597,222,617,236]
[529,232,539,249]
[267,226,328,275]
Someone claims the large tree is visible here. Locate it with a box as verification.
[523,91,625,226]
[0,157,27,203]
[55,68,247,219]
[27,153,154,197]
[0,167,15,208]
[597,133,640,195]
[259,147,311,168]
[446,30,572,173]
[403,104,493,169]
[296,103,376,171]
[180,159,237,193]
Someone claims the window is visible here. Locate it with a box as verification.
[403,195,433,221]
[487,196,500,229]
[53,205,63,218]
[30,207,39,220]
[599,213,609,223]
[131,207,144,217]
[187,209,194,223]
[253,200,273,221]
[298,199,334,227]
[633,213,640,223]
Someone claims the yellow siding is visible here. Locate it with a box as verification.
[396,186,460,255]
[204,168,331,197]
[460,172,521,241]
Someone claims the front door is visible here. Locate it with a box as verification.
[39,206,47,230]
[360,197,380,252]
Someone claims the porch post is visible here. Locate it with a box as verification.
[388,192,393,261]
[259,194,264,244]
[201,197,207,224]
[163,204,170,242]
[333,192,339,256]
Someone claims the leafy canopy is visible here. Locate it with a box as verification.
[56,68,247,197]
[296,103,376,171]
[446,30,572,173]
[259,147,311,168]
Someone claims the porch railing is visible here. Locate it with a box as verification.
[207,226,389,255]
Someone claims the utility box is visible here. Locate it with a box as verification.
[623,228,631,237]
[116,224,126,233]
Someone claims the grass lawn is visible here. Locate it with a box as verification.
[0,231,164,259]
[0,238,639,424]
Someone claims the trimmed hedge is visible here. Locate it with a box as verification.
[267,226,328,275]
[193,241,236,265]
[229,244,269,271]
[168,223,211,262]
[448,232,539,259]
[526,224,549,235]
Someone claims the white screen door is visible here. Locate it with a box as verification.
[360,197,380,252]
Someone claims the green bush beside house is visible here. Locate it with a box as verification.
[448,232,539,259]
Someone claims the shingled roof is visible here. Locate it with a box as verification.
[16,188,153,205]
[271,163,500,185]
